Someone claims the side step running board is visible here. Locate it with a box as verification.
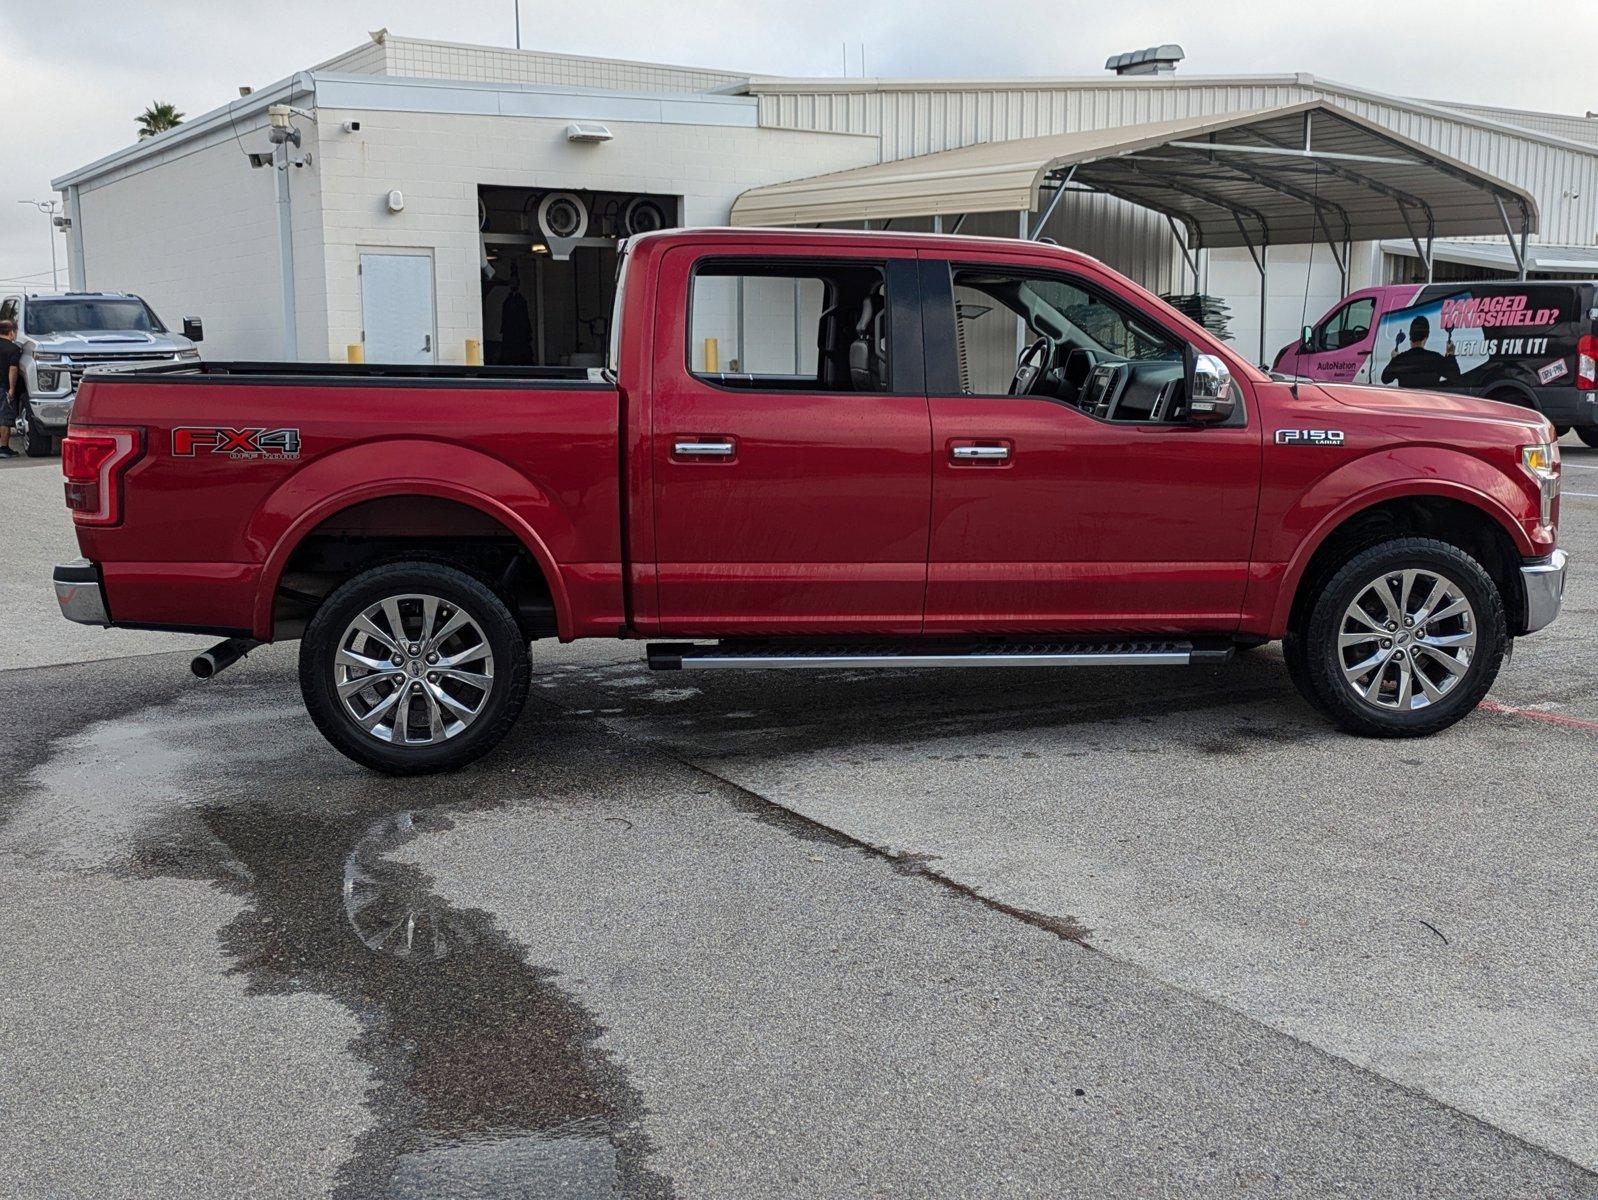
[647,639,1234,671]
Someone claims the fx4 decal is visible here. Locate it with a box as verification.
[1275,429,1345,447]
[173,427,302,460]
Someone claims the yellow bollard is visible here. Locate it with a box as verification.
[346,343,364,364]
[465,338,483,366]
[704,337,719,372]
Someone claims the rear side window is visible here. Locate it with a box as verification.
[0,298,16,326]
[688,259,891,393]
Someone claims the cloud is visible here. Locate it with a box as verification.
[3,0,1592,287]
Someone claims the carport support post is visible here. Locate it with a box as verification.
[1232,213,1270,366]
[273,139,299,360]
[1495,194,1530,281]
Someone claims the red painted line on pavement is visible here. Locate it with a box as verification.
[1479,699,1598,734]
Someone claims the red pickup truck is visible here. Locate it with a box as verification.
[53,228,1567,773]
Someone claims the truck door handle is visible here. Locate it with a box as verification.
[951,444,1011,461]
[673,439,736,458]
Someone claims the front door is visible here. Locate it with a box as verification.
[1293,292,1380,382]
[360,252,436,364]
[648,248,930,635]
[919,254,1261,634]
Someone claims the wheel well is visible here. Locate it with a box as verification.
[1288,496,1523,635]
[271,496,557,640]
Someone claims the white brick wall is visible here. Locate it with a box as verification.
[73,117,327,360]
[313,108,879,363]
[323,34,748,94]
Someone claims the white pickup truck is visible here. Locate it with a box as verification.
[0,291,204,455]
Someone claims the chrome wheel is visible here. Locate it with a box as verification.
[1338,568,1477,711]
[334,592,495,745]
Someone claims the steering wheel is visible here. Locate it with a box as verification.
[1009,337,1050,396]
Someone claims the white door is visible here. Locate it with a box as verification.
[360,253,436,364]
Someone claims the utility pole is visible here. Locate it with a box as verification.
[267,106,302,360]
[515,0,521,49]
[17,199,62,291]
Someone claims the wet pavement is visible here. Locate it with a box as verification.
[2,439,1595,1198]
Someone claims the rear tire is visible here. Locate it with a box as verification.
[1288,537,1506,737]
[300,562,530,774]
[1577,427,1598,448]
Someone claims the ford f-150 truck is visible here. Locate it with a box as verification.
[53,228,1568,773]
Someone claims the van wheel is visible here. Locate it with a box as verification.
[300,562,531,774]
[1552,425,1570,438]
[20,406,54,457]
[1289,538,1506,737]
[1578,427,1598,448]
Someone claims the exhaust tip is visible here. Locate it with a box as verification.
[191,637,257,680]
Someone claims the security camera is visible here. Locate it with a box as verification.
[342,120,362,134]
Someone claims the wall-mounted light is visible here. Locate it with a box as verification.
[564,122,613,143]
[386,189,405,214]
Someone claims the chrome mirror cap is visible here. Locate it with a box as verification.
[1189,352,1235,424]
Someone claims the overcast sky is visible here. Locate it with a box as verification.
[3,0,1595,289]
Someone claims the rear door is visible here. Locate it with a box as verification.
[648,247,931,635]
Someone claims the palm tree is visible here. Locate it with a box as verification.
[135,102,185,140]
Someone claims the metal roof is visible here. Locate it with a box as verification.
[730,100,1540,251]
[1379,238,1598,275]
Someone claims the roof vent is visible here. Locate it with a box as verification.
[1105,45,1184,76]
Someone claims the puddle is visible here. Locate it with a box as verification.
[197,799,674,1199]
[19,686,674,1199]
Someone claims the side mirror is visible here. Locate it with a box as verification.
[182,317,204,343]
[1187,351,1235,425]
[1300,324,1315,351]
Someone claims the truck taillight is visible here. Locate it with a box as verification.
[62,427,143,526]
[1578,334,1598,391]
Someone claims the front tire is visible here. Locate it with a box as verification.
[20,405,54,457]
[1289,538,1506,737]
[300,562,531,774]
[1577,427,1598,448]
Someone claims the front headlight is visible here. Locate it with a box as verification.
[36,368,65,392]
[1522,443,1558,476]
[176,349,201,361]
[33,352,62,364]
[1521,442,1560,527]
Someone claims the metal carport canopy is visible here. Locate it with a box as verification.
[728,100,1539,255]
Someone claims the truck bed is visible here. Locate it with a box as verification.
[68,361,624,641]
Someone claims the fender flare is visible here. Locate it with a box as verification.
[1267,476,1533,635]
[251,477,573,642]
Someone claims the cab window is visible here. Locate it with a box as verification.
[948,265,1193,424]
[687,260,891,393]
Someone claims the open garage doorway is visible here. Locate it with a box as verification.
[478,185,679,367]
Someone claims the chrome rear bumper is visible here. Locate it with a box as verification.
[1519,549,1567,635]
[54,558,109,626]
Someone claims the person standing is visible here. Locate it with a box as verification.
[0,320,21,458]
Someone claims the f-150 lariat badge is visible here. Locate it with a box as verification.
[1274,429,1345,446]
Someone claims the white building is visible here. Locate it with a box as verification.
[51,30,1598,367]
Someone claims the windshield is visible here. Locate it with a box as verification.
[1019,278,1177,362]
[28,298,165,336]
